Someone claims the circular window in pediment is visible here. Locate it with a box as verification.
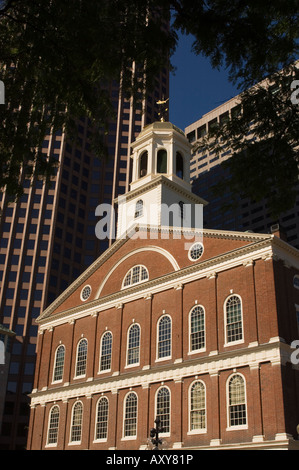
[80,285,92,301]
[188,242,204,261]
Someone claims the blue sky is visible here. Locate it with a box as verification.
[169,33,240,131]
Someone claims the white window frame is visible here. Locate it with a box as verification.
[74,338,88,379]
[155,386,171,437]
[46,405,60,447]
[126,323,141,368]
[224,294,244,346]
[188,242,204,262]
[188,305,206,354]
[94,396,109,443]
[98,331,112,374]
[226,373,248,431]
[122,391,138,440]
[69,401,83,445]
[52,344,65,384]
[156,314,172,362]
[80,285,92,302]
[122,265,149,289]
[188,380,207,435]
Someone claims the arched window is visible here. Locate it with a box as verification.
[176,152,184,179]
[189,305,205,352]
[190,381,206,431]
[139,151,148,178]
[157,149,167,174]
[47,405,60,446]
[157,315,171,359]
[99,331,112,372]
[156,387,170,433]
[127,324,140,366]
[134,199,143,218]
[53,344,65,382]
[225,295,243,344]
[75,338,88,377]
[123,392,138,438]
[228,374,247,428]
[70,401,83,443]
[95,397,109,441]
[122,265,149,288]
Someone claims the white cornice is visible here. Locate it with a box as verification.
[29,340,286,407]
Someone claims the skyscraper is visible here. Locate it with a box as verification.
[0,68,169,449]
[185,94,299,249]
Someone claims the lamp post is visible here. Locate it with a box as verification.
[150,417,165,450]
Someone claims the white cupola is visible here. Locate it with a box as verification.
[115,121,207,239]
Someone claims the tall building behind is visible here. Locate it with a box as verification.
[185,95,299,249]
[0,68,169,449]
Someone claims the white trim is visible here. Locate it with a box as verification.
[188,305,206,354]
[125,323,141,368]
[98,330,113,374]
[188,242,204,262]
[74,338,88,379]
[226,372,248,431]
[122,391,138,440]
[46,404,60,447]
[96,247,180,298]
[30,342,285,407]
[224,294,244,347]
[188,379,207,434]
[93,395,109,443]
[69,400,83,445]
[80,285,92,302]
[156,314,172,361]
[51,344,65,384]
[155,385,171,437]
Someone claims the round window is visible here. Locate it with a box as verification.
[188,242,204,261]
[81,285,91,301]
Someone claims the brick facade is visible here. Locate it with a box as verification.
[27,230,299,450]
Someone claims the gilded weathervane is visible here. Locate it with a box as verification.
[156,97,169,122]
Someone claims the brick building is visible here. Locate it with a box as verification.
[27,122,299,450]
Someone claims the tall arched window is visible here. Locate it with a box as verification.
[157,149,167,174]
[134,199,143,218]
[53,344,65,382]
[157,315,171,359]
[95,397,109,441]
[156,387,170,433]
[176,152,184,179]
[228,374,247,428]
[123,392,138,438]
[139,151,148,178]
[99,331,112,372]
[190,381,206,431]
[47,405,60,446]
[127,323,140,366]
[70,401,83,443]
[75,338,88,377]
[189,305,205,352]
[225,295,243,344]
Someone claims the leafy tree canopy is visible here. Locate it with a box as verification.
[0,0,298,214]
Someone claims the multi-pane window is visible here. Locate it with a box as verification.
[95,397,109,440]
[135,200,143,218]
[47,405,60,445]
[70,401,83,443]
[156,387,170,433]
[127,324,140,366]
[124,392,138,438]
[157,315,171,359]
[225,295,243,343]
[123,265,149,288]
[190,382,206,431]
[190,306,205,351]
[75,339,88,377]
[53,345,65,382]
[100,332,112,371]
[228,375,247,427]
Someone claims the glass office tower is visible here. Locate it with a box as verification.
[0,69,169,449]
